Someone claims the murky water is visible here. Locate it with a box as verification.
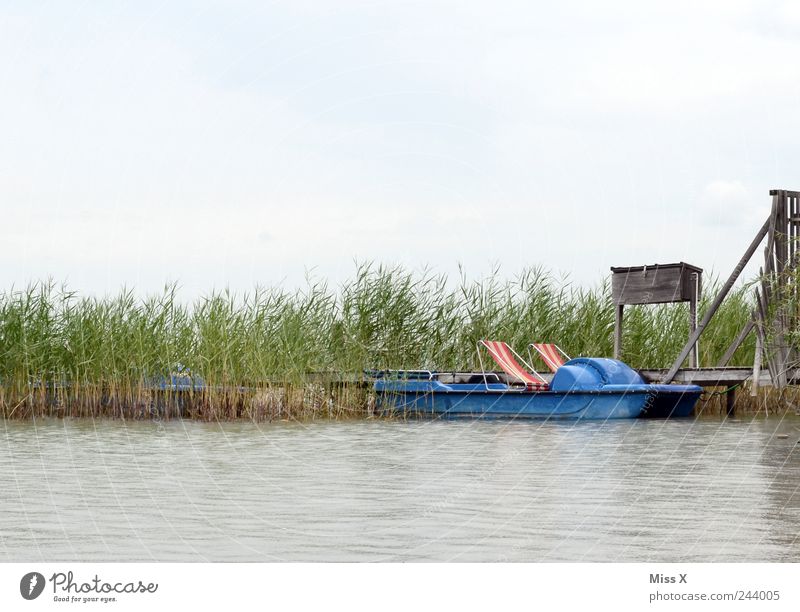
[1,415,799,561]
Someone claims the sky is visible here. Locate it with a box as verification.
[1,0,799,298]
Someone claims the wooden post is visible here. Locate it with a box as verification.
[688,272,699,368]
[614,304,624,360]
[791,193,799,367]
[726,387,736,417]
[662,216,771,383]
[770,191,789,388]
[751,329,762,397]
[755,287,778,387]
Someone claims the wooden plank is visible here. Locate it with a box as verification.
[611,262,703,273]
[661,216,771,383]
[640,367,800,386]
[781,192,787,271]
[759,197,790,389]
[791,196,796,277]
[765,193,778,274]
[755,288,780,388]
[756,318,779,388]
[682,269,702,305]
[689,285,698,368]
[751,329,762,397]
[772,193,789,387]
[777,191,783,259]
[611,266,688,305]
[789,196,800,265]
[791,195,796,261]
[778,192,788,274]
[790,195,798,364]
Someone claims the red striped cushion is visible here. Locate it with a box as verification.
[481,340,549,390]
[532,343,565,372]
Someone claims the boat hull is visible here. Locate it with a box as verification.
[639,385,702,418]
[377,387,648,419]
[372,358,703,420]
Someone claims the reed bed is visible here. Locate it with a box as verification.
[0,265,767,420]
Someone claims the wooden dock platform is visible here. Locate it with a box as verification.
[638,367,800,387]
[528,367,796,388]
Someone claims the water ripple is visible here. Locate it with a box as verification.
[1,416,799,561]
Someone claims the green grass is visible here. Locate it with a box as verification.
[0,265,758,419]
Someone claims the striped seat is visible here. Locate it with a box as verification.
[530,343,570,373]
[480,340,549,391]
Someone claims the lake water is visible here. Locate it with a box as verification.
[1,416,799,561]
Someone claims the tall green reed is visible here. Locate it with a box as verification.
[0,265,757,419]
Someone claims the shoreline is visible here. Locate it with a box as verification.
[3,383,799,421]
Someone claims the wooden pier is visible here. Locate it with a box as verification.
[608,188,800,413]
[639,367,800,387]
[528,367,800,387]
[658,189,800,388]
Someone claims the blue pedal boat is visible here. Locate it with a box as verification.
[372,357,702,420]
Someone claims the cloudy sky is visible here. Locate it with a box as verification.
[1,0,798,297]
